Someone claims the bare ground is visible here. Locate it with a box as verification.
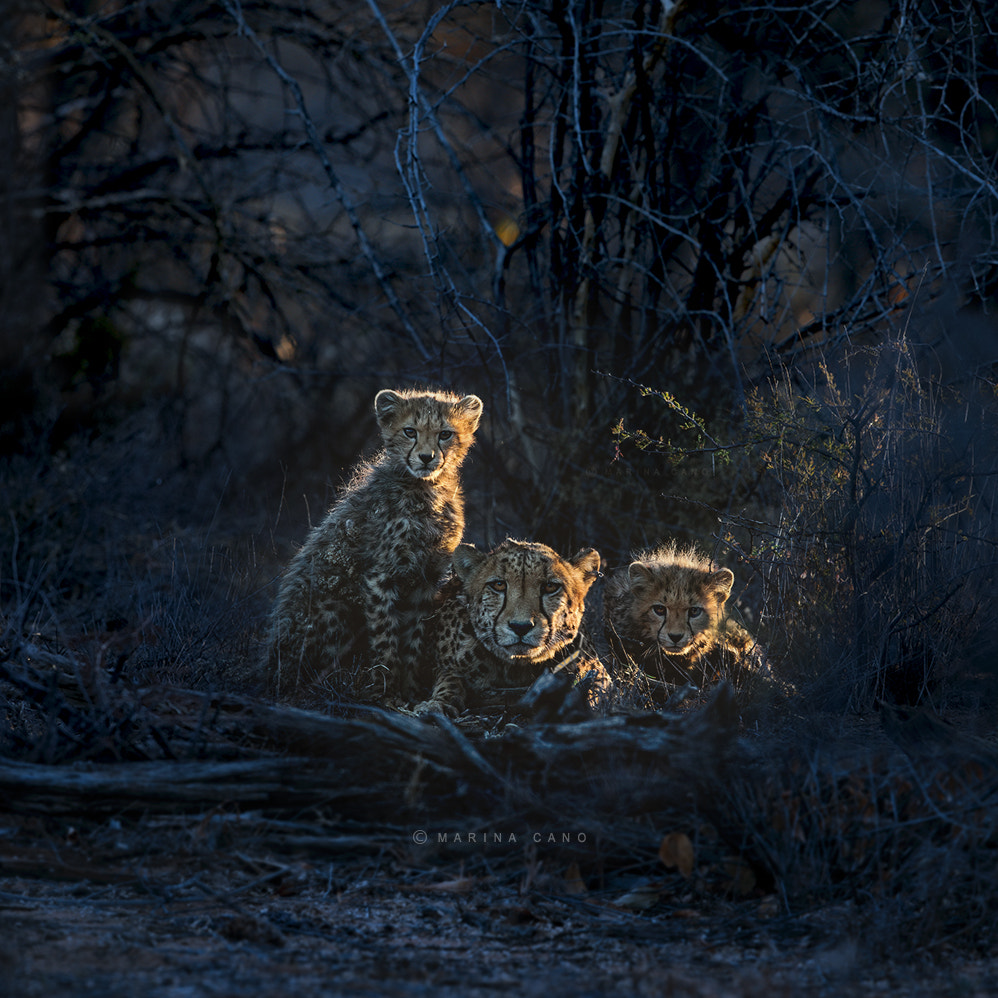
[3,807,997,998]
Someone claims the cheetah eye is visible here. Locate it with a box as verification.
[487,579,507,593]
[688,606,704,619]
[438,429,454,441]
[403,427,417,439]
[542,580,562,595]
[651,604,666,617]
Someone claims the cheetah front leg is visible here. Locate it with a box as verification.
[361,575,406,698]
[577,656,614,709]
[361,580,430,701]
[412,671,466,718]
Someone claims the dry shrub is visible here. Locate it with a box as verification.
[0,434,270,702]
[741,337,998,710]
[718,720,998,955]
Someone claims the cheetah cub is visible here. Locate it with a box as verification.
[413,539,612,718]
[604,541,760,694]
[263,388,483,702]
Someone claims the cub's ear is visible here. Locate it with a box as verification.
[452,543,485,580]
[627,561,656,592]
[571,547,601,583]
[374,389,404,424]
[454,394,483,431]
[709,567,735,602]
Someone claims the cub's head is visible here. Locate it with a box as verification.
[611,543,734,659]
[375,388,483,481]
[453,539,600,664]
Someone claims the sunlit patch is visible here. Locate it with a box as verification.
[275,335,296,361]
[495,215,520,247]
[268,218,288,254]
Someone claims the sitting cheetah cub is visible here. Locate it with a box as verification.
[604,542,760,694]
[413,539,612,718]
[263,388,483,701]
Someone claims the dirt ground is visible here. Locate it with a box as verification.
[2,812,996,998]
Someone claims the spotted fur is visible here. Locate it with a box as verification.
[263,388,483,701]
[413,539,612,717]
[604,541,758,692]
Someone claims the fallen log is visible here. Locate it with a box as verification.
[0,756,388,814]
[0,683,743,830]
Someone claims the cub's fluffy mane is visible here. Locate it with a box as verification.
[376,386,467,403]
[374,386,483,422]
[625,541,734,597]
[630,541,716,572]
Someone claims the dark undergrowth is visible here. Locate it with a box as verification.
[2,335,998,967]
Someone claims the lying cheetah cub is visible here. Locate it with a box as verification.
[413,539,612,717]
[263,387,483,701]
[604,542,759,692]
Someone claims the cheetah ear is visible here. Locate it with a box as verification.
[708,567,735,602]
[571,548,601,585]
[453,394,483,431]
[627,561,656,593]
[374,389,404,424]
[452,543,485,580]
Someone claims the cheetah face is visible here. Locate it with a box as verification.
[453,539,600,664]
[625,560,734,659]
[375,389,483,481]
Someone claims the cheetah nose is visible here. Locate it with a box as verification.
[667,632,685,644]
[509,620,533,638]
[418,452,434,465]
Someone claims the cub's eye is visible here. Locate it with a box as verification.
[403,427,417,439]
[688,606,704,619]
[542,580,562,595]
[438,429,454,441]
[487,579,507,593]
[651,604,666,617]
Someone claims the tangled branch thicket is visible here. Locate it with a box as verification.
[5,0,998,540]
[2,0,998,962]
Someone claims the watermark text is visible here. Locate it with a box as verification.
[410,829,587,846]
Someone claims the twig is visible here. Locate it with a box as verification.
[223,0,430,360]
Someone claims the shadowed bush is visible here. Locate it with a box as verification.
[742,337,997,711]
